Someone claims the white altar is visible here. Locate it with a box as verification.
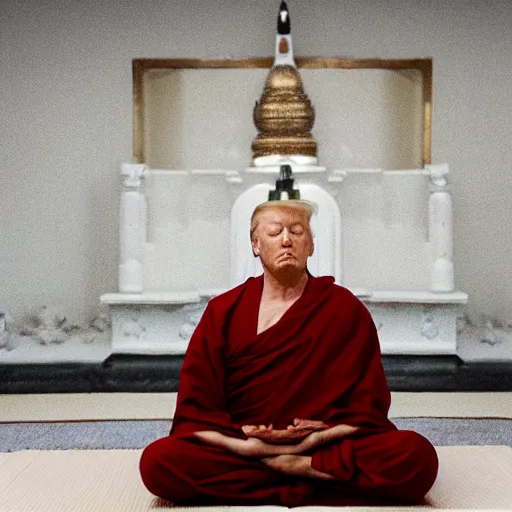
[100,161,468,356]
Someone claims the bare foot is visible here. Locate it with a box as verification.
[293,418,329,430]
[262,454,334,480]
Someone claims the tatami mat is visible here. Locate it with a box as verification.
[0,446,511,511]
[0,393,177,422]
[389,392,512,419]
[1,392,512,422]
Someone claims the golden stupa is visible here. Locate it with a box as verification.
[252,2,316,160]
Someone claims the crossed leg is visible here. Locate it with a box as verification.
[140,429,438,507]
[309,429,438,504]
[139,434,314,507]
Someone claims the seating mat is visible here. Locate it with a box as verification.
[0,446,511,511]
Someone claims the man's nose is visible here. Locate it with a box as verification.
[281,230,292,246]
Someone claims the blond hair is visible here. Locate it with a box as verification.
[250,200,317,242]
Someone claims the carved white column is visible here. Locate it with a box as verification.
[426,164,454,292]
[119,164,148,293]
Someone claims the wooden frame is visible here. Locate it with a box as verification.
[133,58,432,167]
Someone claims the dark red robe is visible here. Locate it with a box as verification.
[140,275,438,506]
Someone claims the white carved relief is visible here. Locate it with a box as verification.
[420,310,440,340]
[119,313,147,342]
[458,314,512,347]
[121,163,148,188]
[179,304,208,341]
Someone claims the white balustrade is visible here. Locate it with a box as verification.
[101,162,467,356]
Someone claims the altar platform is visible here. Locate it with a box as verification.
[1,355,512,393]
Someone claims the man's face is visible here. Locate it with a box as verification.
[252,207,314,276]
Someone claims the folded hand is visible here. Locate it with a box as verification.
[195,420,359,457]
[194,430,295,457]
[242,419,329,445]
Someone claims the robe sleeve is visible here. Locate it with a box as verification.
[170,300,246,439]
[329,299,394,431]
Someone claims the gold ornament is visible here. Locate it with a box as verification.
[252,64,317,159]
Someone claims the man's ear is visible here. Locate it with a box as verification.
[252,239,259,257]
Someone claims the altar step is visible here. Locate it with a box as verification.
[1,356,512,393]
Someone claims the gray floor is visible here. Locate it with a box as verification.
[1,418,511,452]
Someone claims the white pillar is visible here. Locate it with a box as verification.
[426,164,454,292]
[119,164,148,293]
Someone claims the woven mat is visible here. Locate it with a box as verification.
[0,419,173,451]
[2,418,512,451]
[0,446,511,511]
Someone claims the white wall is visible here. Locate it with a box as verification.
[1,0,511,324]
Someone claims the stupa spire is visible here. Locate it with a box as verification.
[274,1,295,67]
[251,1,317,165]
[277,1,291,34]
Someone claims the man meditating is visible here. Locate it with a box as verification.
[140,199,438,507]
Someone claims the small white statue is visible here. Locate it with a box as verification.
[90,311,111,332]
[481,318,501,346]
[20,305,70,345]
[179,305,207,341]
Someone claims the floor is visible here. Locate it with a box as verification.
[2,393,512,511]
[1,392,511,422]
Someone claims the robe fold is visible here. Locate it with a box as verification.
[140,275,438,506]
[172,275,394,436]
